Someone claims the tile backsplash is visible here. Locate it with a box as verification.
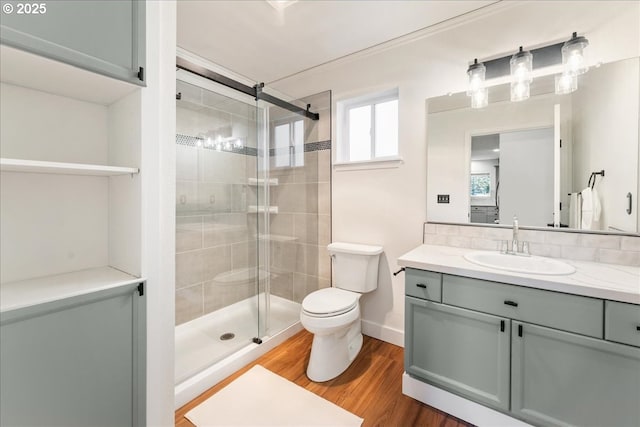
[423,223,640,267]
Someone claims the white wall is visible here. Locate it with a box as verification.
[270,1,639,345]
[572,58,639,233]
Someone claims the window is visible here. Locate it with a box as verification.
[273,119,304,168]
[470,173,491,197]
[337,88,399,164]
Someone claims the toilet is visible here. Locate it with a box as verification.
[300,242,383,382]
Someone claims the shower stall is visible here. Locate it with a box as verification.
[174,58,331,406]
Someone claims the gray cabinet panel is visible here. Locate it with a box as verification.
[605,300,640,347]
[443,274,603,338]
[405,296,510,411]
[511,321,640,427]
[405,268,442,302]
[1,0,145,85]
[0,282,146,426]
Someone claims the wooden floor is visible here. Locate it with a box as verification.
[175,330,473,427]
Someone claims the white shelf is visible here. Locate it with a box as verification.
[0,158,139,176]
[247,177,279,186]
[0,266,143,313]
[0,44,138,106]
[248,205,279,214]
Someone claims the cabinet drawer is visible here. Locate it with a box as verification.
[605,301,640,347]
[442,275,603,338]
[405,269,442,302]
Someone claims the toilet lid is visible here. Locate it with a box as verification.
[302,288,359,317]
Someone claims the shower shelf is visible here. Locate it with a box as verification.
[247,177,279,186]
[0,158,139,176]
[247,205,279,214]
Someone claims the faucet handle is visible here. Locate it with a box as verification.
[521,241,530,256]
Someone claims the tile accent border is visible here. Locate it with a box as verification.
[177,134,331,158]
[423,222,640,267]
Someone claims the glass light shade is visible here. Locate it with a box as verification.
[510,47,533,84]
[555,72,578,94]
[562,33,589,75]
[466,59,486,96]
[471,87,488,109]
[510,80,530,102]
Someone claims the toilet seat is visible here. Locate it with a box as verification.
[301,288,359,317]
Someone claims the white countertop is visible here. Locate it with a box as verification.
[398,245,640,304]
[0,266,143,313]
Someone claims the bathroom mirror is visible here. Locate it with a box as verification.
[426,56,640,234]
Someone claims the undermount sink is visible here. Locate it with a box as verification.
[464,251,576,275]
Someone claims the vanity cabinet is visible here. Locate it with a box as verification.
[511,321,640,427]
[0,0,145,85]
[0,281,146,426]
[405,296,510,410]
[405,270,640,427]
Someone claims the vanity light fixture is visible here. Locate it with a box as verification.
[467,58,488,109]
[510,46,533,102]
[467,32,590,107]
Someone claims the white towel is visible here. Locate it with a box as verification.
[581,188,593,230]
[569,192,581,229]
[592,188,602,221]
[581,187,602,230]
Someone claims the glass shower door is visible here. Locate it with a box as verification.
[174,77,262,384]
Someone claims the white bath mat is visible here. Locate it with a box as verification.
[185,365,363,427]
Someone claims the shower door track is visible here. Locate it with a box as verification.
[176,57,320,121]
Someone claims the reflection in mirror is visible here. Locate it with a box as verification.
[427,57,639,234]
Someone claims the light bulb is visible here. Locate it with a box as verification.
[562,32,589,76]
[511,80,530,102]
[471,87,488,109]
[555,72,577,95]
[466,59,486,96]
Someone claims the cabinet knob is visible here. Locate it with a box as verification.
[416,283,427,289]
[504,300,519,307]
[636,325,640,331]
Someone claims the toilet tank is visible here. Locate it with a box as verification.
[328,242,383,293]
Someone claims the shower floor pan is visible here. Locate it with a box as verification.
[175,293,300,385]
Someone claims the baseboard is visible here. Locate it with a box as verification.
[361,319,404,347]
[402,373,532,427]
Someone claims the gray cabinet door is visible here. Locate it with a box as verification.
[1,0,145,85]
[405,296,510,411]
[511,321,640,427]
[0,282,146,426]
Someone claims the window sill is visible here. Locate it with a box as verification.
[333,156,404,171]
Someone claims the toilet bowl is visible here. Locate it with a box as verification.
[300,242,382,382]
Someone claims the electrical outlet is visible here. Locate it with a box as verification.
[437,194,450,204]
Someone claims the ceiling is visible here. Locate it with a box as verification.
[177,0,497,83]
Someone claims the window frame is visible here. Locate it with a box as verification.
[271,118,305,169]
[337,88,400,166]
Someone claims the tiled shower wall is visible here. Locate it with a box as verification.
[268,91,332,303]
[175,88,332,326]
[424,223,640,266]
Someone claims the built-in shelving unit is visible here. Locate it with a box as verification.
[0,158,139,176]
